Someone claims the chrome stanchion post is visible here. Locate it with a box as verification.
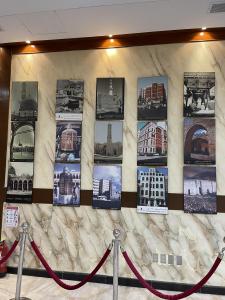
[113,229,121,300]
[10,222,32,300]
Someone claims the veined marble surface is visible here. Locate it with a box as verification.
[2,41,225,287]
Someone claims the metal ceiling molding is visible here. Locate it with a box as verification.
[209,1,225,13]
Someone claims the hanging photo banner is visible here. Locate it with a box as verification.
[96,78,124,120]
[137,76,168,120]
[137,166,168,214]
[94,120,123,164]
[184,118,215,165]
[53,163,81,206]
[6,162,34,203]
[11,81,38,121]
[93,165,121,210]
[183,72,215,117]
[55,121,82,163]
[184,166,217,214]
[56,80,84,121]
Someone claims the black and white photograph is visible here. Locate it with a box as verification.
[10,122,35,162]
[93,165,121,209]
[96,78,124,120]
[55,121,82,162]
[137,167,168,214]
[94,121,123,163]
[56,80,84,121]
[137,76,168,120]
[184,72,215,117]
[184,118,215,165]
[53,163,80,206]
[11,81,38,121]
[137,121,167,165]
[6,162,33,203]
[184,166,217,214]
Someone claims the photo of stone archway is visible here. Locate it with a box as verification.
[184,118,215,165]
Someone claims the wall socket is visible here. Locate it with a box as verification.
[152,253,182,266]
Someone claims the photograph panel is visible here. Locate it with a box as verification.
[6,162,33,203]
[137,166,168,214]
[53,163,80,206]
[56,80,84,121]
[184,118,215,165]
[11,82,38,121]
[93,165,121,209]
[96,78,124,120]
[55,121,82,162]
[184,166,217,214]
[94,121,123,163]
[183,72,215,117]
[137,76,168,120]
[10,122,35,162]
[137,121,167,165]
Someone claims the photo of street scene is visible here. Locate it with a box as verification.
[137,167,168,214]
[184,166,216,214]
[137,121,167,165]
[184,72,215,117]
[94,121,123,163]
[93,165,121,209]
[137,76,168,120]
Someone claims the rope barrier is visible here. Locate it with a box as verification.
[30,240,112,290]
[122,248,222,300]
[0,240,19,265]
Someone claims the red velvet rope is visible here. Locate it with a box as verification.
[31,240,111,290]
[122,250,221,300]
[0,240,19,265]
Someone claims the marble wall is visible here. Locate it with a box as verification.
[2,41,225,286]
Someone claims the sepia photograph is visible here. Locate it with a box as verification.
[184,166,217,214]
[137,76,168,120]
[96,78,124,120]
[137,167,168,214]
[55,121,82,162]
[184,72,215,117]
[10,122,35,162]
[11,81,38,121]
[94,121,123,163]
[53,163,80,206]
[6,162,33,203]
[184,118,215,165]
[56,80,84,121]
[137,121,167,165]
[93,165,121,209]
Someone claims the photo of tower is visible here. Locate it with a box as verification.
[94,121,123,163]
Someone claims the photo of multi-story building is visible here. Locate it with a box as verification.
[94,121,123,163]
[137,121,167,165]
[53,163,80,206]
[96,78,124,120]
[184,166,216,214]
[93,165,121,209]
[137,167,168,214]
[137,76,167,120]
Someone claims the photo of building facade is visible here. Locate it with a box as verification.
[55,121,82,162]
[53,163,80,206]
[93,165,121,209]
[11,82,38,121]
[184,118,215,165]
[56,80,84,120]
[184,166,217,214]
[184,72,215,117]
[96,78,124,120]
[94,121,123,163]
[137,167,168,214]
[137,121,167,165]
[137,76,167,120]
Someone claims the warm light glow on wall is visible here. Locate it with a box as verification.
[106,48,117,56]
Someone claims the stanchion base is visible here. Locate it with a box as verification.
[10,297,32,300]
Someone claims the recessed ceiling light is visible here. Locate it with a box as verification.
[202,26,207,30]
[109,34,113,38]
[26,40,31,44]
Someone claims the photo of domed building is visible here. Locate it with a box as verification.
[11,81,38,121]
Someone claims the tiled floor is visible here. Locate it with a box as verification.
[0,274,225,300]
